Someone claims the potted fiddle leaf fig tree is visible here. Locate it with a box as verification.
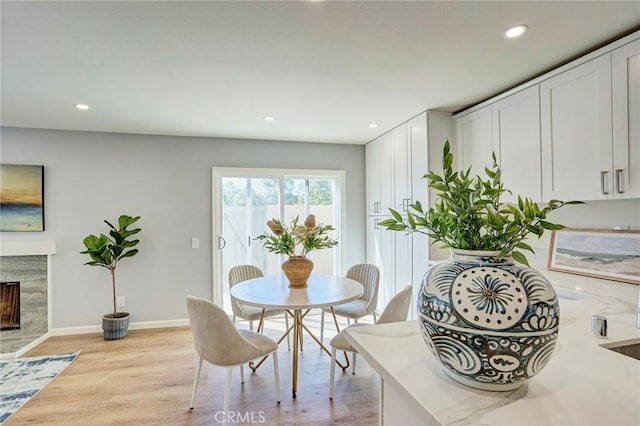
[80,214,141,340]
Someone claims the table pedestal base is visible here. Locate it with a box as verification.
[249,308,350,398]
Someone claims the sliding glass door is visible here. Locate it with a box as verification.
[220,176,280,275]
[213,168,344,311]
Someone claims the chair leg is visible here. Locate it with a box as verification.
[347,318,351,326]
[285,313,291,351]
[240,364,244,384]
[320,310,325,344]
[249,320,253,331]
[352,352,357,375]
[272,351,281,403]
[354,318,358,324]
[232,314,236,324]
[329,347,336,399]
[223,367,232,426]
[373,312,377,323]
[190,357,203,409]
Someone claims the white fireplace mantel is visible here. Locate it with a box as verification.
[0,240,56,256]
[0,240,55,359]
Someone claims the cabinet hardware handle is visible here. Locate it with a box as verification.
[374,218,380,230]
[600,171,609,195]
[218,236,226,249]
[616,169,624,194]
[374,201,380,213]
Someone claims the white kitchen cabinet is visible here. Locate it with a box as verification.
[366,216,395,313]
[455,33,640,203]
[365,111,453,317]
[365,132,392,215]
[456,87,542,203]
[455,105,493,174]
[409,114,430,210]
[492,86,542,202]
[391,113,433,214]
[365,134,381,215]
[391,123,410,213]
[612,39,640,199]
[366,215,424,318]
[540,54,613,201]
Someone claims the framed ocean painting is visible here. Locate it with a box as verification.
[547,228,640,285]
[0,164,45,231]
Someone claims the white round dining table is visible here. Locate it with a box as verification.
[229,274,363,398]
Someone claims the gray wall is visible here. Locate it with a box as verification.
[0,127,366,329]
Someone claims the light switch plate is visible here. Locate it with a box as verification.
[191,237,200,249]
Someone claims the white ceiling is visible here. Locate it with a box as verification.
[2,1,639,145]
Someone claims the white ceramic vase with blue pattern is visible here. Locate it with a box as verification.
[418,249,559,391]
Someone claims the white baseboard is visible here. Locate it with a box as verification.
[0,333,52,360]
[50,318,190,337]
[1,319,191,358]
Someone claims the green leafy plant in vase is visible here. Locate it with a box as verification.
[257,214,338,287]
[380,140,583,391]
[80,214,141,340]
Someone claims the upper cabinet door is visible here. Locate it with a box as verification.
[409,112,428,207]
[612,39,640,199]
[455,105,493,175]
[492,86,542,203]
[365,136,382,215]
[540,54,613,201]
[366,133,392,215]
[379,132,394,214]
[391,123,410,213]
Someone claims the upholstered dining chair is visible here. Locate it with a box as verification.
[186,295,281,424]
[319,263,380,344]
[229,264,291,349]
[328,285,412,399]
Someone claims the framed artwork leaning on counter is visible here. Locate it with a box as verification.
[548,228,640,285]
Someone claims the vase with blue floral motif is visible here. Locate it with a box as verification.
[418,249,559,391]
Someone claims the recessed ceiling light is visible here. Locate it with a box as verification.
[505,25,528,39]
[369,123,379,129]
[74,103,90,110]
[263,116,275,122]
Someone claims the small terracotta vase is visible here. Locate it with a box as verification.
[281,256,314,288]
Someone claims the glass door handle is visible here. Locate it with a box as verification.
[218,236,226,249]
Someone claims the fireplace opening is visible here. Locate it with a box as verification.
[0,281,20,331]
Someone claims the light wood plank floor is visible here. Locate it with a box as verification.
[6,316,380,425]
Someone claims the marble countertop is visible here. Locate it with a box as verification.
[345,273,640,425]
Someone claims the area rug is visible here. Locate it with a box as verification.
[0,351,80,423]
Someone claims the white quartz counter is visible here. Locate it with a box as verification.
[345,274,640,426]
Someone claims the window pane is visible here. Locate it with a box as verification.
[250,178,280,276]
[283,178,337,275]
